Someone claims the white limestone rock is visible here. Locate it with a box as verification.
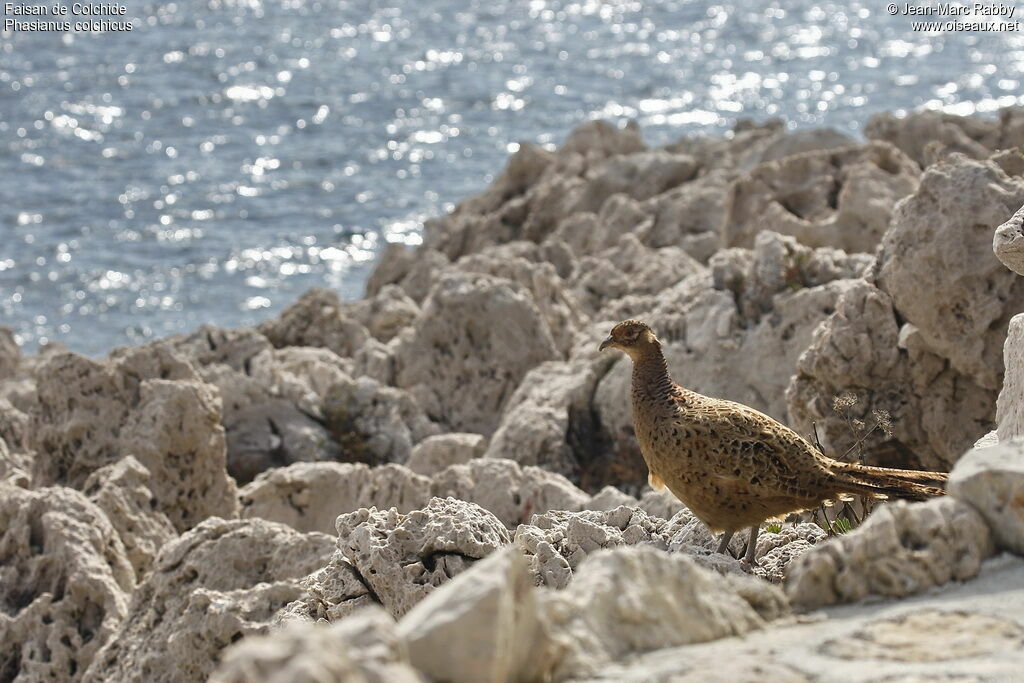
[28,347,239,531]
[758,127,857,163]
[213,606,421,683]
[997,314,1024,441]
[83,518,334,683]
[485,357,609,479]
[875,155,1024,391]
[406,433,486,476]
[249,346,355,415]
[786,280,995,471]
[239,462,431,534]
[585,485,640,511]
[948,438,1024,555]
[865,109,1000,166]
[513,505,674,589]
[83,457,177,580]
[322,373,439,466]
[994,203,1024,275]
[346,284,421,342]
[722,142,919,252]
[0,485,135,682]
[335,497,511,619]
[785,497,994,609]
[431,457,589,528]
[393,272,559,436]
[154,324,273,373]
[398,547,552,683]
[641,169,732,254]
[257,288,370,358]
[542,546,785,681]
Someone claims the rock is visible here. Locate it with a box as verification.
[335,497,511,619]
[786,280,995,471]
[431,458,589,528]
[0,485,134,682]
[156,324,273,373]
[30,347,195,487]
[224,397,340,484]
[642,170,732,253]
[722,142,919,252]
[543,546,785,680]
[637,489,687,520]
[277,549,378,624]
[239,462,431,534]
[118,378,240,531]
[748,523,828,584]
[559,119,646,161]
[212,606,421,683]
[29,348,239,531]
[820,609,1024,663]
[865,110,998,167]
[257,288,370,358]
[485,358,610,482]
[322,373,439,466]
[83,457,177,580]
[758,128,857,163]
[875,155,1024,390]
[948,438,1024,555]
[406,433,486,476]
[0,326,19,380]
[994,203,1024,275]
[250,346,355,415]
[393,272,559,435]
[83,518,335,683]
[347,284,421,342]
[398,547,552,683]
[513,505,675,589]
[451,245,587,355]
[667,118,785,173]
[573,150,699,213]
[585,485,639,511]
[975,429,1000,449]
[997,314,1024,441]
[785,497,994,609]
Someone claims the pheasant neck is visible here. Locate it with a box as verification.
[631,344,675,398]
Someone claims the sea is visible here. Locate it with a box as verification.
[2,0,1023,356]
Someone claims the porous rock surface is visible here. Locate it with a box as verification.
[948,438,1024,555]
[29,348,239,531]
[83,518,334,683]
[0,485,134,682]
[82,456,177,580]
[785,497,995,609]
[239,462,432,534]
[212,606,421,683]
[334,497,511,619]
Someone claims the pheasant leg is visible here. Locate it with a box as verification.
[716,530,734,556]
[744,525,760,565]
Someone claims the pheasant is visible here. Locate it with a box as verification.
[599,320,947,563]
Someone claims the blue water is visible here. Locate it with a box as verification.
[2,0,1023,357]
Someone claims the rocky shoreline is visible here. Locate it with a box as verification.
[3,108,1024,681]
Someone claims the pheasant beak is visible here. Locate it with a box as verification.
[599,336,615,351]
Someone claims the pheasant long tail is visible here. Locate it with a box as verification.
[830,462,948,502]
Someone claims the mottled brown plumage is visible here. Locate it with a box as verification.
[600,320,947,561]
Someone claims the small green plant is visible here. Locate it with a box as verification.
[765,523,782,534]
[832,517,852,534]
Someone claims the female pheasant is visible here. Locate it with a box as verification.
[600,319,947,563]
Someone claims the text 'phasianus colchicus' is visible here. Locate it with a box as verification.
[600,320,947,563]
